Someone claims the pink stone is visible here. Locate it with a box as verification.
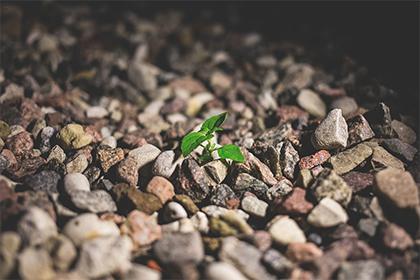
[146,176,175,204]
[279,188,313,215]
[299,150,331,170]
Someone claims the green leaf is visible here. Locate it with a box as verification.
[217,144,245,163]
[200,112,228,134]
[181,131,213,157]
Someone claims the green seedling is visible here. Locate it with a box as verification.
[181,112,245,165]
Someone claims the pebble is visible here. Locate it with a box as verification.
[153,231,204,265]
[363,102,394,138]
[186,92,214,116]
[296,168,313,188]
[299,150,331,170]
[391,120,416,144]
[24,170,60,193]
[117,156,140,186]
[64,173,90,192]
[279,141,299,180]
[101,136,117,148]
[358,218,379,237]
[44,234,77,271]
[152,150,178,178]
[0,232,21,278]
[296,89,326,118]
[241,196,268,218]
[310,169,352,206]
[173,194,199,215]
[209,184,239,209]
[122,210,161,248]
[146,176,175,204]
[123,264,161,280]
[0,120,11,139]
[237,149,278,186]
[342,171,374,193]
[86,106,108,118]
[233,172,269,195]
[76,235,133,278]
[128,62,158,92]
[204,160,228,184]
[382,222,413,250]
[277,187,313,215]
[262,249,293,276]
[286,242,323,262]
[65,153,89,173]
[382,138,417,162]
[219,237,274,280]
[312,109,348,150]
[39,126,55,153]
[266,178,293,201]
[5,131,33,156]
[337,260,384,280]
[129,143,161,167]
[330,96,358,118]
[63,213,120,246]
[97,145,125,172]
[112,185,163,215]
[307,197,349,227]
[347,115,375,147]
[371,146,405,170]
[56,124,92,150]
[205,262,247,280]
[163,201,188,222]
[18,247,55,280]
[47,145,66,163]
[329,143,373,175]
[190,211,209,233]
[374,167,419,209]
[268,216,306,245]
[68,189,117,213]
[17,207,58,246]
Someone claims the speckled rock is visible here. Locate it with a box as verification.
[363,102,394,138]
[24,170,60,193]
[57,124,92,150]
[382,138,417,162]
[204,160,228,184]
[241,196,268,218]
[280,141,299,180]
[209,184,239,209]
[299,150,331,170]
[310,169,352,206]
[312,109,348,150]
[65,153,89,173]
[347,115,375,147]
[5,131,33,156]
[97,145,125,172]
[330,143,373,175]
[68,190,117,213]
[371,146,405,170]
[277,187,313,215]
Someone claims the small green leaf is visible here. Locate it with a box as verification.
[217,144,245,163]
[200,112,227,134]
[181,131,212,157]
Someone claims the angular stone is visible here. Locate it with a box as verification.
[5,131,33,156]
[330,143,373,175]
[268,216,306,245]
[297,89,326,118]
[299,150,331,170]
[24,170,60,193]
[204,160,228,184]
[18,247,55,280]
[47,145,66,163]
[277,187,313,215]
[371,146,405,170]
[391,120,416,144]
[374,167,419,209]
[382,138,417,162]
[363,102,394,138]
[342,171,374,193]
[65,153,88,174]
[18,207,58,246]
[337,260,384,280]
[236,149,278,186]
[312,109,348,150]
[347,115,375,147]
[209,184,239,209]
[57,124,92,150]
[307,197,349,227]
[251,141,282,179]
[116,157,139,186]
[310,169,352,206]
[280,141,299,180]
[233,173,269,198]
[330,96,358,118]
[146,176,175,204]
[122,210,161,248]
[175,158,211,203]
[266,178,293,201]
[97,146,124,172]
[113,185,163,215]
[296,168,313,188]
[241,196,268,218]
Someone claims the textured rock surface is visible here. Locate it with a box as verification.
[329,143,373,175]
[312,109,348,150]
[307,198,349,227]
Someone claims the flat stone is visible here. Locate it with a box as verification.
[342,171,374,193]
[233,173,269,198]
[268,216,306,245]
[279,141,299,180]
[76,235,133,278]
[297,89,326,118]
[57,124,92,150]
[310,169,352,206]
[24,170,60,193]
[337,260,384,280]
[382,222,413,250]
[0,232,21,278]
[205,262,247,280]
[113,185,163,215]
[374,167,419,209]
[347,115,375,147]
[121,210,161,248]
[219,237,274,280]
[286,242,323,262]
[18,247,55,280]
[330,96,358,118]
[204,160,228,184]
[153,231,204,265]
[312,109,348,150]
[299,150,331,170]
[391,120,416,144]
[277,187,313,215]
[152,150,177,178]
[382,138,417,162]
[63,213,120,246]
[363,102,394,138]
[146,176,175,204]
[209,184,239,209]
[97,146,125,172]
[175,158,211,203]
[371,146,405,170]
[330,143,373,175]
[241,196,268,218]
[307,197,349,227]
[18,207,57,246]
[68,190,117,213]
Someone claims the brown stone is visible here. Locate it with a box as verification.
[97,146,125,172]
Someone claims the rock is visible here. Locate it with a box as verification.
[262,249,293,276]
[236,149,278,186]
[175,158,211,203]
[329,143,373,175]
[86,106,108,118]
[277,187,313,215]
[371,146,405,170]
[0,232,21,278]
[18,247,55,280]
[68,190,117,213]
[347,115,375,147]
[190,212,209,233]
[280,63,315,91]
[173,194,199,215]
[391,120,416,144]
[123,264,161,280]
[113,185,163,215]
[209,184,239,209]
[38,126,55,153]
[358,218,379,237]
[0,120,11,139]
[76,235,133,278]
[251,141,282,179]
[363,102,394,138]
[266,178,293,201]
[204,160,228,184]
[24,170,60,193]
[5,131,33,156]
[312,109,348,150]
[186,92,214,116]
[268,216,306,245]
[45,234,77,271]
[337,260,384,280]
[382,138,417,162]
[122,210,161,248]
[219,211,253,235]
[296,89,326,118]
[286,242,323,262]
[342,171,374,193]
[279,141,299,180]
[57,124,92,150]
[374,167,419,209]
[128,62,158,92]
[241,196,268,218]
[330,96,358,118]
[146,176,175,204]
[381,223,413,250]
[18,207,57,246]
[299,150,331,170]
[233,173,269,198]
[97,146,125,172]
[116,156,140,186]
[307,197,349,227]
[63,213,120,246]
[152,150,177,178]
[47,145,66,163]
[310,169,352,206]
[205,262,247,280]
[65,153,88,173]
[296,168,314,188]
[101,136,117,148]
[219,237,274,280]
[153,231,204,265]
[163,202,188,222]
[64,173,90,192]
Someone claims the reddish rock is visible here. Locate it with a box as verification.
[1,149,18,171]
[342,171,374,193]
[146,176,175,204]
[116,157,139,186]
[382,223,413,251]
[97,146,125,172]
[20,99,43,128]
[121,210,162,248]
[12,153,46,179]
[286,242,323,262]
[5,131,33,156]
[278,188,313,215]
[299,150,331,170]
